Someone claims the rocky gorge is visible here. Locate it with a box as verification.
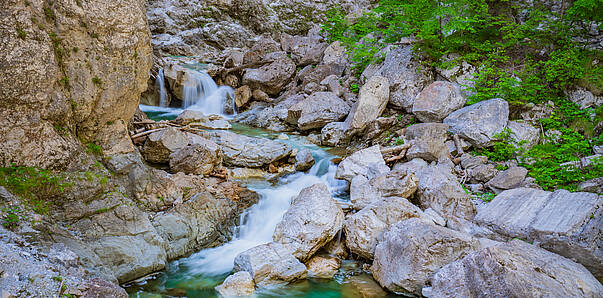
[1,0,602,297]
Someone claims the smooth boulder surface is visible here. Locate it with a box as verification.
[273,184,344,262]
[242,56,296,95]
[335,145,389,182]
[233,242,307,288]
[306,255,341,279]
[372,218,480,295]
[485,167,528,193]
[347,76,390,131]
[287,92,350,130]
[474,188,602,280]
[430,240,603,297]
[344,197,425,259]
[350,170,418,210]
[507,120,540,149]
[142,127,189,163]
[169,140,222,175]
[416,164,476,221]
[321,122,347,147]
[215,271,255,297]
[443,98,509,147]
[405,123,450,162]
[294,148,315,171]
[412,81,466,122]
[207,131,292,168]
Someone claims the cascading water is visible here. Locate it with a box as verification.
[156,68,168,108]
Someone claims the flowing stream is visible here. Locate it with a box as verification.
[128,75,395,297]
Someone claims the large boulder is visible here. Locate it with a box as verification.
[443,98,509,148]
[142,127,189,164]
[344,197,426,259]
[372,218,481,295]
[242,56,296,95]
[215,272,255,297]
[335,145,389,182]
[294,148,315,171]
[474,188,603,280]
[233,242,307,288]
[350,170,418,210]
[207,131,292,167]
[430,240,603,297]
[305,255,341,279]
[273,184,344,261]
[412,81,466,122]
[281,33,328,66]
[321,122,348,147]
[363,44,434,111]
[346,76,390,131]
[287,92,350,130]
[405,123,450,162]
[169,140,223,175]
[485,167,528,193]
[415,164,476,221]
[507,120,540,149]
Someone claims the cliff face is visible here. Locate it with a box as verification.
[0,0,152,169]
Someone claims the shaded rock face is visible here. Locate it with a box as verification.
[321,122,347,147]
[207,130,293,167]
[306,255,341,279]
[242,56,297,95]
[372,218,480,295]
[344,197,425,259]
[474,188,603,280]
[346,76,390,131]
[287,92,350,131]
[234,242,307,288]
[169,140,223,176]
[0,0,152,168]
[485,167,528,193]
[412,81,466,122]
[430,240,603,298]
[405,123,450,162]
[507,120,540,149]
[143,127,189,164]
[444,98,509,148]
[273,184,344,262]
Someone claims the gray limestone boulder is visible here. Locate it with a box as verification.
[507,120,540,149]
[207,131,292,168]
[344,197,426,259]
[169,140,223,175]
[412,81,466,122]
[287,92,350,130]
[321,122,348,147]
[305,255,341,279]
[273,184,344,262]
[372,218,481,295]
[242,56,296,95]
[474,188,603,280]
[294,148,315,171]
[430,240,603,297]
[142,127,189,163]
[335,145,390,182]
[485,167,528,193]
[350,170,418,210]
[405,123,450,162]
[215,271,255,297]
[233,242,307,288]
[443,98,509,148]
[346,76,390,131]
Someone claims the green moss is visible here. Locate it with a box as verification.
[86,143,102,155]
[92,76,102,86]
[16,27,26,39]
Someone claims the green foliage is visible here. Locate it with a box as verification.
[350,83,360,93]
[86,143,102,155]
[1,206,26,229]
[0,166,72,214]
[16,27,26,39]
[44,6,56,22]
[90,32,99,39]
[92,76,102,86]
[474,128,522,162]
[476,192,496,203]
[59,76,69,87]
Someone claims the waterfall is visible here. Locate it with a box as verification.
[157,68,168,108]
[182,70,236,117]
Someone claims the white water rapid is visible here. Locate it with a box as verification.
[182,142,348,276]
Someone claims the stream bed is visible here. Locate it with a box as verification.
[126,107,397,297]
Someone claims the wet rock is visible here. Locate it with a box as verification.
[233,242,307,288]
[342,275,389,298]
[344,197,426,259]
[242,57,296,95]
[215,271,255,297]
[416,164,476,221]
[364,44,434,111]
[294,149,315,171]
[169,140,223,175]
[372,218,481,295]
[207,131,292,168]
[443,98,509,147]
[507,120,540,149]
[306,255,341,279]
[335,145,389,182]
[412,81,466,122]
[321,122,348,147]
[485,167,528,193]
[430,240,603,297]
[287,92,350,130]
[143,127,189,163]
[474,188,602,280]
[405,123,450,162]
[273,184,344,261]
[350,170,418,210]
[174,111,232,130]
[235,85,252,108]
[346,76,390,131]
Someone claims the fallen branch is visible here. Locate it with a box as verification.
[130,128,164,139]
[453,134,465,155]
[381,144,411,156]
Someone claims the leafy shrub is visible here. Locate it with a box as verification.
[86,143,102,155]
[1,206,26,229]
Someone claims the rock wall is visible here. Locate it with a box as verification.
[0,0,152,168]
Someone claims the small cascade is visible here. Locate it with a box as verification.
[181,70,236,117]
[156,68,168,108]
